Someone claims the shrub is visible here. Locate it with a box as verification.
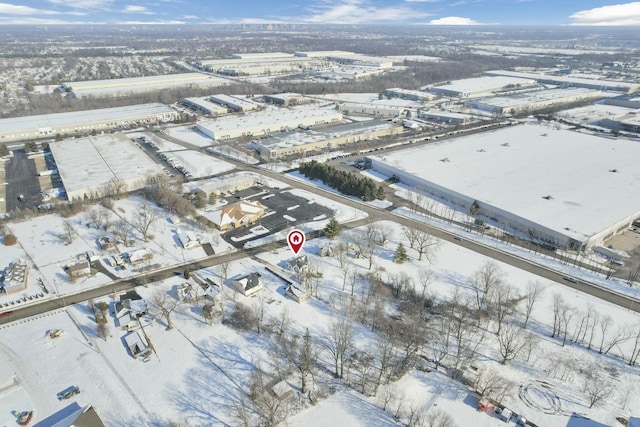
[3,234,17,246]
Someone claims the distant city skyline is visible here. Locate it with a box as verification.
[0,1,639,26]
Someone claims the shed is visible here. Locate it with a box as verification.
[286,285,311,303]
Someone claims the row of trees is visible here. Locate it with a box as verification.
[298,160,385,202]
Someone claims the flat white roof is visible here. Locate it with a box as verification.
[0,103,174,133]
[429,76,535,95]
[555,104,637,124]
[50,133,163,196]
[485,70,639,92]
[209,94,257,109]
[370,123,640,241]
[182,97,228,113]
[469,88,606,109]
[63,73,224,90]
[258,119,396,149]
[198,107,341,134]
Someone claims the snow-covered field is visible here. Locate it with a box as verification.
[164,125,214,148]
[2,217,639,426]
[166,150,235,178]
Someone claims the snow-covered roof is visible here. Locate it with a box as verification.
[467,88,608,109]
[370,123,640,241]
[50,133,164,198]
[428,76,536,96]
[485,70,639,92]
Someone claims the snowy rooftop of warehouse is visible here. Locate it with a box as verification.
[554,104,636,124]
[50,133,163,195]
[428,76,536,95]
[485,70,639,92]
[369,123,640,241]
[0,103,174,133]
[197,106,341,133]
[62,72,223,90]
[256,119,396,149]
[469,88,608,108]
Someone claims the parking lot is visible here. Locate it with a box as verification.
[4,149,43,212]
[223,187,334,247]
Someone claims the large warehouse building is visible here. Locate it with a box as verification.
[485,70,640,93]
[426,76,536,98]
[50,133,164,201]
[368,124,640,250]
[59,73,229,98]
[196,108,343,141]
[0,103,178,143]
[252,119,402,160]
[464,87,609,116]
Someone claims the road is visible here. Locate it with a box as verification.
[3,128,639,324]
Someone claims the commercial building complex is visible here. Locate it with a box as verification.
[426,76,536,98]
[196,108,343,141]
[180,97,228,116]
[464,88,608,116]
[368,123,640,250]
[252,119,401,160]
[50,133,164,201]
[208,94,259,112]
[485,70,639,93]
[0,103,177,143]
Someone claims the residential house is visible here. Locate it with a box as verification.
[127,248,153,264]
[286,255,309,275]
[208,200,266,231]
[123,331,152,361]
[286,285,311,303]
[177,231,201,250]
[1,260,28,294]
[98,236,114,249]
[232,272,264,297]
[68,260,90,278]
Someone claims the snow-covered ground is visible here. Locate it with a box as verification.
[166,150,235,178]
[2,218,638,426]
[164,125,214,148]
[2,196,233,300]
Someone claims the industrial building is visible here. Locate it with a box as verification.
[196,108,343,141]
[426,76,536,98]
[418,110,472,125]
[0,103,178,143]
[195,55,325,76]
[209,94,259,112]
[59,73,229,98]
[384,88,437,102]
[485,70,639,93]
[464,88,609,116]
[263,93,310,106]
[367,123,640,250]
[251,119,402,160]
[554,104,638,132]
[184,172,260,197]
[50,133,164,201]
[295,51,393,69]
[338,102,405,117]
[181,97,228,116]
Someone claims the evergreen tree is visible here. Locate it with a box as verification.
[394,243,408,264]
[324,217,343,240]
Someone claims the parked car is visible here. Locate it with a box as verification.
[57,385,80,400]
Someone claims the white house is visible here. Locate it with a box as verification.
[123,331,152,361]
[286,285,311,303]
[177,231,201,250]
[232,272,264,297]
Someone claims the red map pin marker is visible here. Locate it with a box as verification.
[287,229,305,255]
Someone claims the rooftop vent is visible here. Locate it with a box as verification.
[542,195,553,200]
[609,169,618,173]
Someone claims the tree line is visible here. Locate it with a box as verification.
[298,160,385,202]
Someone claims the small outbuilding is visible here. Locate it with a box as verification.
[68,260,90,278]
[286,285,311,303]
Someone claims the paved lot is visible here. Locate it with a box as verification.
[223,188,333,246]
[4,150,42,212]
[606,229,640,281]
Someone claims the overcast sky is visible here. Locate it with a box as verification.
[1,1,639,26]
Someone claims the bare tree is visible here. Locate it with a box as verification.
[425,408,458,427]
[597,315,612,353]
[522,331,540,363]
[219,260,230,284]
[96,322,110,341]
[112,218,133,246]
[339,262,352,292]
[582,369,613,408]
[274,328,316,394]
[497,323,527,364]
[559,303,576,346]
[523,281,544,329]
[626,261,640,286]
[474,366,512,401]
[133,204,158,242]
[88,206,111,230]
[60,221,75,245]
[324,317,354,379]
[248,364,288,427]
[627,324,640,366]
[599,325,631,355]
[373,335,398,393]
[489,282,520,335]
[471,261,502,310]
[551,293,564,338]
[150,289,181,330]
[413,229,439,262]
